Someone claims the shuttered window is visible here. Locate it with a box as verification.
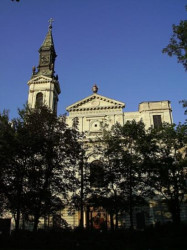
[153,115,162,129]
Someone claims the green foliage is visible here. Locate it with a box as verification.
[0,111,15,215]
[180,99,187,115]
[162,19,187,70]
[1,105,187,229]
[149,123,187,224]
[162,8,187,116]
[89,121,154,229]
[0,106,81,231]
[90,120,187,227]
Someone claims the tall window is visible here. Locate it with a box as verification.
[90,160,104,187]
[72,117,79,129]
[153,115,162,129]
[35,92,43,108]
[53,96,57,114]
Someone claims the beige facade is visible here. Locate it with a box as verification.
[27,23,173,135]
[27,75,60,111]
[27,79,173,132]
[25,24,174,229]
[65,86,173,134]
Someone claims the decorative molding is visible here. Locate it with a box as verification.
[68,106,123,112]
[66,93,125,112]
[28,75,59,85]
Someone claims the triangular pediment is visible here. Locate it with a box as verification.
[66,93,125,112]
[27,75,53,85]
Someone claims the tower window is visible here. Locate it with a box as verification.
[90,160,104,188]
[35,92,43,108]
[153,115,162,129]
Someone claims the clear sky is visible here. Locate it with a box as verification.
[0,0,186,124]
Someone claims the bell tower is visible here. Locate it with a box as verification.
[27,19,61,113]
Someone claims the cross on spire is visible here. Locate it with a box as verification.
[48,18,54,30]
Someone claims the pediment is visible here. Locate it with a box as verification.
[27,75,53,85]
[66,93,125,112]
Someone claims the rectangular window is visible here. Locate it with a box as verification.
[153,115,162,129]
[90,161,104,188]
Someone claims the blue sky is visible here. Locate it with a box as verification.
[0,0,187,124]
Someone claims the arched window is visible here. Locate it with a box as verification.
[35,92,43,108]
[90,160,104,187]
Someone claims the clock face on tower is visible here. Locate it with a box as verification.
[41,56,49,64]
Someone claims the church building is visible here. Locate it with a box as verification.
[28,21,173,135]
[27,21,173,229]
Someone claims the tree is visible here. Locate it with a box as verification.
[148,123,187,224]
[93,121,154,230]
[22,106,81,231]
[100,121,187,227]
[162,17,187,71]
[180,100,187,115]
[0,110,27,230]
[162,7,187,115]
[0,111,15,216]
[0,106,81,231]
[100,127,131,230]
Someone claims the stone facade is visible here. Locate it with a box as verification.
[27,22,60,114]
[28,75,60,112]
[27,24,173,133]
[65,88,173,133]
[26,23,174,230]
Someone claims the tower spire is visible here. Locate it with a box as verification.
[32,18,57,79]
[28,20,61,114]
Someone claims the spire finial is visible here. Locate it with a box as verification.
[48,18,54,30]
[92,84,98,93]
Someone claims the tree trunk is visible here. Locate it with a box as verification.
[22,213,26,230]
[15,208,20,231]
[110,212,114,231]
[169,199,181,225]
[129,204,134,230]
[33,215,39,232]
[86,206,90,229]
[129,165,134,230]
[115,211,119,230]
[15,180,23,231]
[79,156,84,229]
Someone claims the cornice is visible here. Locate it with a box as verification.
[66,93,125,112]
[27,75,61,94]
[68,105,124,112]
